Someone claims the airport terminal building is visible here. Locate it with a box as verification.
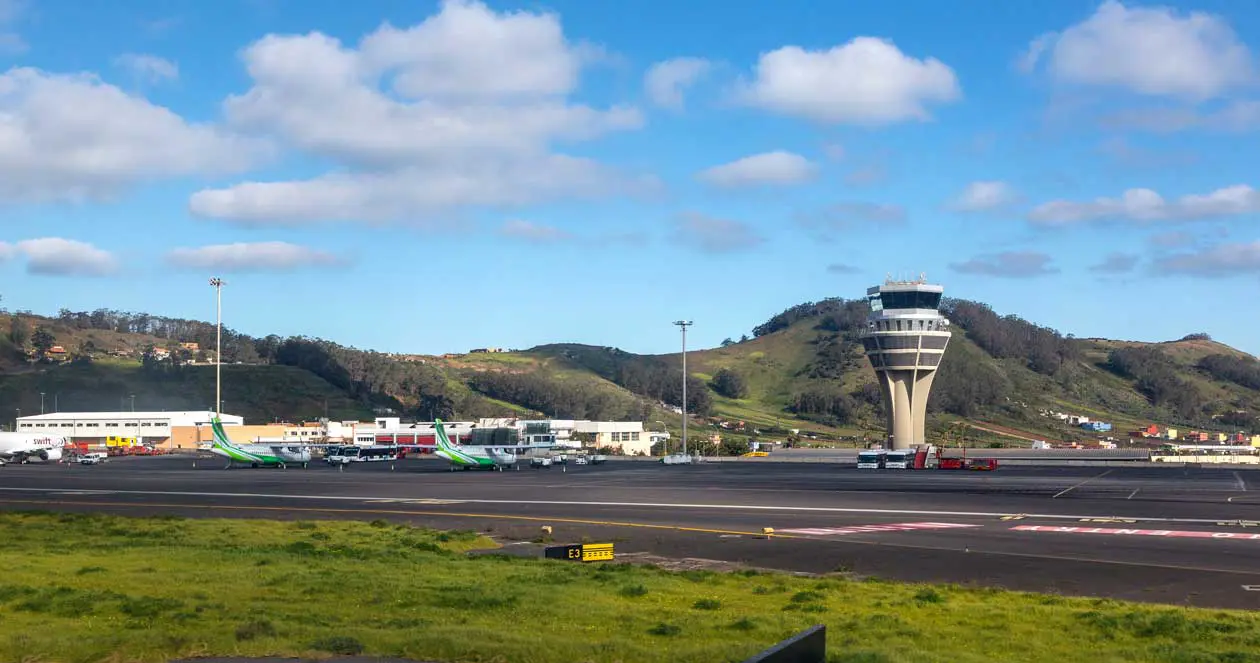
[16,411,245,447]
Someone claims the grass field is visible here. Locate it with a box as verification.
[2,513,1259,663]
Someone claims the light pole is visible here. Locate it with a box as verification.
[39,392,44,415]
[210,277,225,418]
[129,394,135,412]
[673,320,692,456]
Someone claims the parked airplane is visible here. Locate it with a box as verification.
[434,419,518,470]
[0,431,67,465]
[208,417,313,469]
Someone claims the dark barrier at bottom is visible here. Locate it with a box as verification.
[741,624,825,663]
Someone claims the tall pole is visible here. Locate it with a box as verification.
[673,320,692,456]
[210,277,224,418]
[39,392,44,415]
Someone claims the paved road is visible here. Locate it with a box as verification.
[2,456,1259,609]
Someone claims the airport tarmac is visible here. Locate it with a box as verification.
[2,456,1259,609]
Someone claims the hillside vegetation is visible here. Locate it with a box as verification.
[2,297,1258,448]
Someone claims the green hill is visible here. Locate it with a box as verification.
[3,300,1259,450]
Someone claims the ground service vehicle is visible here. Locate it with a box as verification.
[884,450,913,469]
[327,445,399,464]
[344,445,399,462]
[857,450,886,469]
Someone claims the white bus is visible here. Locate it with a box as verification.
[857,449,886,469]
[326,445,399,464]
[883,450,913,469]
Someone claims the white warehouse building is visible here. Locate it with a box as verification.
[16,411,244,444]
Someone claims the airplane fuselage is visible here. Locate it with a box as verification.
[0,432,67,464]
[212,442,311,467]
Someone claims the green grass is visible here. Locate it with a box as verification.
[3,513,1260,663]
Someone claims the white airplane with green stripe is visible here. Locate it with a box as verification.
[208,417,313,469]
[433,419,517,471]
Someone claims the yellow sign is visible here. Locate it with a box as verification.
[580,543,615,562]
[999,515,1025,521]
[544,542,615,562]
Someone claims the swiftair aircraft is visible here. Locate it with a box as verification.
[433,419,520,471]
[0,431,67,465]
[208,417,314,469]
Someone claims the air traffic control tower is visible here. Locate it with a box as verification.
[860,276,951,449]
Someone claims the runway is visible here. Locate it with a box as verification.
[2,456,1259,609]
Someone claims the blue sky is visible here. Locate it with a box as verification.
[2,0,1260,356]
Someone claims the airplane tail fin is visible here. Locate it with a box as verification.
[210,417,237,449]
[434,418,459,451]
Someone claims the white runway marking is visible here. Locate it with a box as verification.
[1052,469,1114,499]
[1013,525,1260,541]
[0,486,1241,525]
[780,522,981,536]
[363,498,466,505]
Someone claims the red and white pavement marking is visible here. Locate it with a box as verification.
[1012,525,1260,540]
[780,522,981,536]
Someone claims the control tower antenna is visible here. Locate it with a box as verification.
[859,276,951,450]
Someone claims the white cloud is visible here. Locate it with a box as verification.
[0,0,26,55]
[797,202,906,236]
[191,159,652,225]
[736,37,961,124]
[9,238,118,276]
[0,240,14,261]
[696,151,816,188]
[644,57,710,110]
[950,251,1059,279]
[191,0,647,225]
[0,32,22,55]
[826,263,861,275]
[166,241,344,272]
[0,67,264,204]
[113,53,179,83]
[1148,231,1194,248]
[498,219,572,243]
[1097,137,1198,168]
[1100,100,1260,133]
[357,0,596,101]
[673,212,765,254]
[1090,252,1140,274]
[1028,185,1260,226]
[1163,241,1260,277]
[1021,0,1254,99]
[948,181,1019,212]
[844,163,887,186]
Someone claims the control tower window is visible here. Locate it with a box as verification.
[867,294,883,312]
[878,291,942,310]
